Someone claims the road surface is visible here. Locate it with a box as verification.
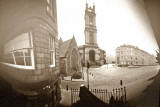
[89,65,159,101]
[60,65,160,106]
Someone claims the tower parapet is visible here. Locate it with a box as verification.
[85,3,95,13]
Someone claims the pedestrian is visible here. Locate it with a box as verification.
[87,61,90,71]
[66,84,68,91]
[120,80,123,86]
[87,61,90,89]
[109,96,115,106]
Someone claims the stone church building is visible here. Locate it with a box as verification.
[79,3,106,66]
[59,36,82,76]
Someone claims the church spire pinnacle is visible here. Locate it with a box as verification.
[86,0,88,9]
[93,2,95,11]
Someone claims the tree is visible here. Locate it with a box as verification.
[156,49,160,64]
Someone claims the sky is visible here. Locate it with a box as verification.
[56,0,158,56]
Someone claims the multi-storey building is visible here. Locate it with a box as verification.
[0,0,61,106]
[78,3,106,66]
[116,45,157,66]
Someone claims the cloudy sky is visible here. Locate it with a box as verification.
[57,0,158,56]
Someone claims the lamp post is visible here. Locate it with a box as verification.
[87,68,89,89]
[87,61,90,89]
[81,60,85,80]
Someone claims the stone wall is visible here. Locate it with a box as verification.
[59,58,66,76]
[61,38,82,76]
[32,24,59,78]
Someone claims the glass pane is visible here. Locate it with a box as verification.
[26,57,32,66]
[53,52,55,65]
[24,49,31,56]
[49,36,55,49]
[15,56,24,65]
[53,38,55,49]
[3,53,14,64]
[50,51,55,66]
[51,37,53,48]
[14,51,23,56]
[50,52,53,65]
[49,36,55,66]
[14,49,32,66]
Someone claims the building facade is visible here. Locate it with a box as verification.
[116,45,157,66]
[0,0,61,105]
[78,3,106,66]
[106,55,115,64]
[59,37,82,77]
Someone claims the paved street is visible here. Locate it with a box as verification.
[89,65,159,101]
[60,64,160,106]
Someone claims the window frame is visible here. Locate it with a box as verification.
[46,0,54,17]
[2,32,35,70]
[49,35,56,68]
[12,48,32,66]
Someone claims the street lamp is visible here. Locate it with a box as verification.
[87,61,90,89]
[81,60,85,80]
[87,68,89,89]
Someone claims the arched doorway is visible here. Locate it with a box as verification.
[89,50,95,62]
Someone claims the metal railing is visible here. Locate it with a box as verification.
[71,86,127,105]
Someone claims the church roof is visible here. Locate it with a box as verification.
[59,38,72,57]
[59,37,63,46]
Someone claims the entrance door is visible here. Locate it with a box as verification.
[89,50,95,62]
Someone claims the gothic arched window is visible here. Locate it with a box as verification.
[71,48,78,71]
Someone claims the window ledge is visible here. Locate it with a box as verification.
[50,65,55,68]
[0,62,35,70]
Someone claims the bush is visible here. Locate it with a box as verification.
[72,72,82,79]
[96,62,101,66]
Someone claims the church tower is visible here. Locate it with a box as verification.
[85,3,97,47]
[78,2,106,66]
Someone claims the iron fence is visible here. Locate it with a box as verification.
[71,87,127,104]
